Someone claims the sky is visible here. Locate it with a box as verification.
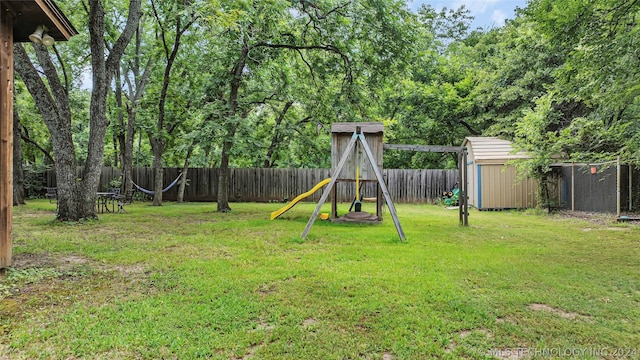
[409,0,529,30]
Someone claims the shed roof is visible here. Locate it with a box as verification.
[463,137,530,161]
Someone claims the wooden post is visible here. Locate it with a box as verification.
[331,183,337,218]
[301,132,358,239]
[376,181,382,218]
[359,133,405,241]
[1,6,14,268]
[303,129,406,241]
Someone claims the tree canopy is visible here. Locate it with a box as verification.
[14,0,640,211]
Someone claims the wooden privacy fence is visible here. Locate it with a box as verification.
[46,167,459,204]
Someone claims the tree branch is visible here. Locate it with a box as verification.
[457,119,481,136]
[252,42,351,83]
[13,44,61,128]
[105,0,143,78]
[20,134,55,164]
[295,48,316,85]
[51,45,70,93]
[32,44,71,123]
[249,93,278,106]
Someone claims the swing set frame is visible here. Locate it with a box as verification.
[301,122,469,241]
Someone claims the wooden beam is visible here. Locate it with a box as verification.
[384,144,462,153]
[37,0,78,40]
[360,134,405,241]
[1,6,14,268]
[331,122,384,134]
[3,0,78,42]
[301,132,358,239]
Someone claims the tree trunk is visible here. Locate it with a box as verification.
[14,43,85,220]
[264,100,293,168]
[121,29,153,197]
[83,0,141,216]
[122,105,136,196]
[12,107,25,206]
[217,132,236,212]
[148,6,196,206]
[150,139,164,205]
[217,44,248,212]
[14,1,141,221]
[176,144,193,203]
[114,67,126,189]
[537,170,550,210]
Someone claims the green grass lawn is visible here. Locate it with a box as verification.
[1,200,639,359]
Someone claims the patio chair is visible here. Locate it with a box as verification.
[44,187,57,203]
[116,188,134,213]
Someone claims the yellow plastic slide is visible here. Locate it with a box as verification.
[270,178,331,220]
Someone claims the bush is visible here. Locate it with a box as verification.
[22,162,53,199]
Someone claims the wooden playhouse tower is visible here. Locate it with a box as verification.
[302,122,405,240]
[330,122,384,221]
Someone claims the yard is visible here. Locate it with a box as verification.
[1,201,639,359]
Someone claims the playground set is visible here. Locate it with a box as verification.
[270,122,470,240]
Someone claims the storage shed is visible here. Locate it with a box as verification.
[463,137,538,210]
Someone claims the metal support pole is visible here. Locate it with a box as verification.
[571,163,575,211]
[617,156,621,216]
[463,149,469,226]
[458,151,463,225]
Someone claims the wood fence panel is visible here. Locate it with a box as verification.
[47,167,458,203]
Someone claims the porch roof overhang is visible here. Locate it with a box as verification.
[2,0,77,42]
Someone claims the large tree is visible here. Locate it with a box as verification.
[14,0,141,221]
[12,108,25,206]
[145,0,197,206]
[113,20,154,201]
[199,0,416,212]
[524,0,640,162]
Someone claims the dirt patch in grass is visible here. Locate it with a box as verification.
[107,263,147,275]
[495,317,517,325]
[10,253,145,276]
[256,283,277,296]
[527,303,587,320]
[445,328,493,354]
[9,253,57,269]
[1,253,151,326]
[554,211,621,226]
[236,342,263,360]
[302,318,318,327]
[250,319,275,332]
[10,253,94,272]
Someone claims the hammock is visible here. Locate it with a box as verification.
[133,173,183,195]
